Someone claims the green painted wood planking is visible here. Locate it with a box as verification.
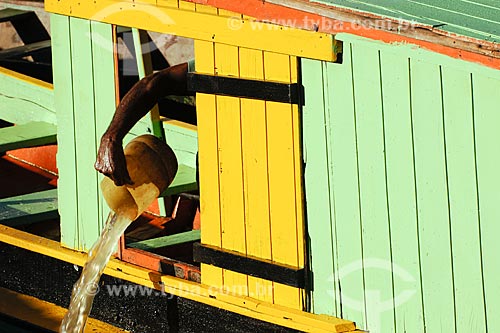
[0,189,58,226]
[161,164,197,196]
[379,50,424,332]
[351,42,395,333]
[132,28,171,216]
[127,229,201,251]
[441,67,486,333]
[472,74,500,333]
[51,14,79,249]
[410,59,456,332]
[52,16,117,250]
[91,20,116,230]
[163,123,198,168]
[303,32,500,332]
[0,121,56,153]
[132,28,165,140]
[301,58,337,316]
[0,72,55,125]
[326,42,366,328]
[70,17,101,251]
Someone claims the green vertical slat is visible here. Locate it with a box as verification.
[442,67,487,333]
[162,125,198,167]
[131,28,165,139]
[91,21,116,233]
[301,59,337,316]
[380,51,424,333]
[410,59,456,332]
[351,43,395,333]
[327,43,366,329]
[70,17,100,250]
[131,28,168,216]
[51,14,79,249]
[473,74,500,333]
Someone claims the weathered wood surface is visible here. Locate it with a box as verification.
[303,33,500,332]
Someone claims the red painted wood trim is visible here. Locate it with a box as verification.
[189,0,500,70]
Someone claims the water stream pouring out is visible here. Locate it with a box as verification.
[60,135,178,333]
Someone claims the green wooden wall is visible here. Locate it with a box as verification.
[303,33,500,333]
[0,72,55,125]
[51,14,116,250]
[51,17,198,250]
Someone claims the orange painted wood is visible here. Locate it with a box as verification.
[187,0,500,70]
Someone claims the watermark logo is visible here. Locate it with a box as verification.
[90,3,175,27]
[329,258,417,333]
[84,282,100,296]
[226,15,418,33]
[85,3,176,68]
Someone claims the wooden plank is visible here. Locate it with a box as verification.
[0,66,55,125]
[379,51,424,332]
[442,67,487,333]
[178,0,195,11]
[217,8,242,18]
[194,2,218,14]
[131,28,164,140]
[0,189,58,226]
[162,120,198,167]
[0,224,356,333]
[183,0,500,70]
[351,43,395,333]
[70,17,100,251]
[0,121,56,153]
[0,40,51,60]
[50,13,79,249]
[410,59,456,332]
[194,39,223,288]
[298,58,337,315]
[8,11,51,64]
[0,287,128,333]
[272,0,500,44]
[214,42,248,296]
[44,0,337,61]
[161,164,197,196]
[326,43,365,328]
[0,8,30,22]
[290,55,306,309]
[239,47,273,303]
[264,51,302,310]
[472,74,500,333]
[131,28,168,216]
[157,0,179,9]
[91,21,116,229]
[128,230,201,250]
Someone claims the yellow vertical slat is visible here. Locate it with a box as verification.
[156,0,178,8]
[239,47,273,302]
[217,8,242,18]
[194,39,223,288]
[178,0,195,11]
[264,51,303,310]
[194,2,218,14]
[214,43,248,296]
[290,56,306,305]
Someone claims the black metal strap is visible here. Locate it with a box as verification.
[193,243,306,288]
[187,73,304,105]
